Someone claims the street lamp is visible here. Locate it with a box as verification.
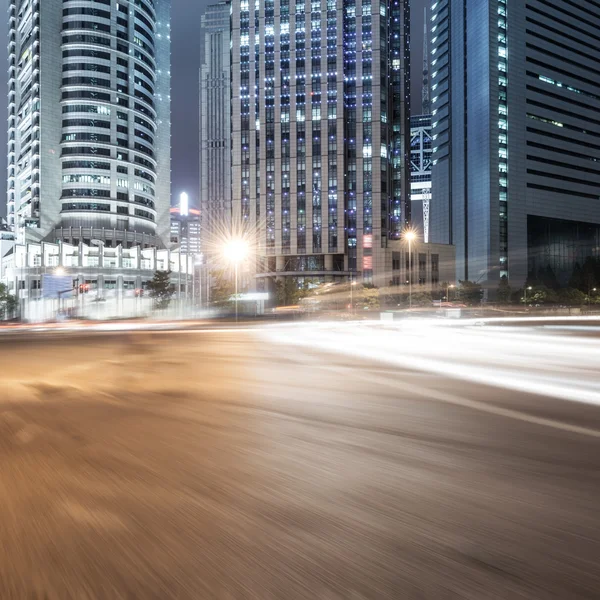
[403,230,416,310]
[350,274,357,314]
[524,285,533,306]
[223,238,249,323]
[446,283,455,303]
[54,267,69,316]
[588,287,597,307]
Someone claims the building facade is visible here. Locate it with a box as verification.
[1,240,194,321]
[230,0,410,289]
[200,1,232,246]
[170,206,201,255]
[409,114,432,243]
[429,0,600,288]
[8,0,171,249]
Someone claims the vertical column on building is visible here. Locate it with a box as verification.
[310,0,323,257]
[295,0,307,255]
[344,0,358,275]
[361,0,374,283]
[264,0,276,254]
[279,0,292,255]
[325,0,339,257]
[498,0,509,280]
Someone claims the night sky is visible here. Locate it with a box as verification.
[1,0,426,217]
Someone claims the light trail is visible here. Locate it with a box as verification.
[262,319,600,408]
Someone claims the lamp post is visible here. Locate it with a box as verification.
[223,238,249,323]
[404,230,416,310]
[446,283,455,303]
[588,287,597,306]
[350,272,357,314]
[524,285,532,306]
[53,267,69,317]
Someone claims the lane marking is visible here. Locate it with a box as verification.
[333,365,600,440]
[266,328,600,406]
[263,329,600,438]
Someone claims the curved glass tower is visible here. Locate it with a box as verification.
[8,0,171,247]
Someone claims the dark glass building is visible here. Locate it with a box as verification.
[429,0,600,288]
[231,0,411,288]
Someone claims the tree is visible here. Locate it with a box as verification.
[275,278,309,306]
[557,287,586,306]
[409,291,432,308]
[569,262,584,291]
[147,270,175,309]
[540,265,560,291]
[0,283,17,320]
[437,282,451,302]
[457,280,483,306]
[522,284,558,305]
[211,269,236,308]
[496,276,511,304]
[361,285,380,310]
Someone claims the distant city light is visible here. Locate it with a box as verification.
[180,192,189,217]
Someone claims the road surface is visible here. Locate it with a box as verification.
[1,322,599,598]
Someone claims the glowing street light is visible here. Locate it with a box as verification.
[403,230,417,310]
[223,238,250,323]
[350,274,357,314]
[524,285,533,306]
[53,267,69,316]
[180,191,189,217]
[223,239,249,264]
[588,287,597,306]
[446,283,455,302]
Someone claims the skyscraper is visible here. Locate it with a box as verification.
[170,206,201,256]
[430,0,600,288]
[421,6,430,116]
[231,0,410,288]
[8,0,171,248]
[409,115,432,243]
[200,0,232,245]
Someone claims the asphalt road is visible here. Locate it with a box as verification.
[1,323,600,599]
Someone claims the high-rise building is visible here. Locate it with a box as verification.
[430,0,600,288]
[170,206,201,256]
[421,7,430,116]
[410,115,432,243]
[231,0,410,288]
[8,0,171,248]
[200,0,232,245]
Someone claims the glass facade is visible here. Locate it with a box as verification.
[231,0,410,286]
[8,0,171,247]
[497,0,508,279]
[430,0,600,288]
[528,216,600,286]
[409,114,432,243]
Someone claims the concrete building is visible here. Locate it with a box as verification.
[200,1,232,246]
[410,115,432,243]
[1,240,194,321]
[0,221,16,280]
[429,0,600,289]
[170,206,201,256]
[8,0,171,248]
[387,239,454,291]
[230,0,411,290]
